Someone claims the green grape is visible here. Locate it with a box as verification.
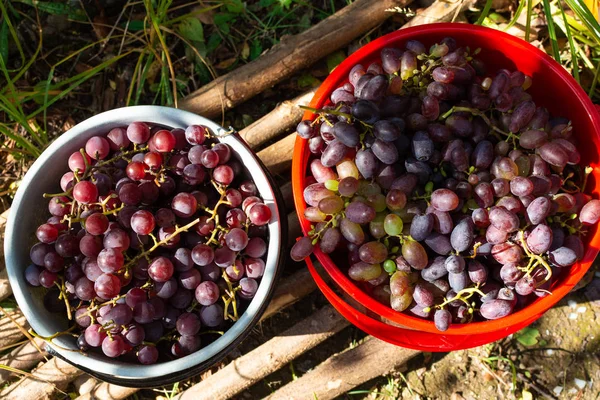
[384,214,404,236]
[383,259,397,274]
[324,179,339,192]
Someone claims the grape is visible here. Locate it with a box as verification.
[321,140,349,167]
[213,165,234,185]
[225,228,249,252]
[509,100,535,132]
[106,128,130,150]
[133,302,156,324]
[434,309,452,331]
[155,279,177,299]
[126,287,147,308]
[492,243,523,264]
[95,273,121,299]
[448,271,470,292]
[79,235,102,258]
[430,189,459,212]
[119,183,142,205]
[126,124,152,146]
[176,312,201,336]
[36,224,59,244]
[345,201,376,224]
[191,244,215,266]
[85,324,107,347]
[564,235,584,259]
[371,139,399,165]
[148,257,174,282]
[421,256,448,282]
[104,304,133,325]
[450,219,474,252]
[538,142,568,168]
[303,183,335,207]
[245,237,267,258]
[247,203,271,226]
[471,208,490,228]
[310,159,337,183]
[432,66,455,83]
[424,232,453,255]
[480,299,514,320]
[85,213,109,235]
[171,192,197,218]
[349,262,382,281]
[68,152,91,173]
[200,304,224,327]
[408,213,433,241]
[104,228,130,252]
[489,207,520,233]
[138,345,159,365]
[130,210,155,235]
[526,197,551,225]
[382,214,402,236]
[402,241,428,270]
[85,136,110,160]
[526,224,553,254]
[579,199,600,225]
[239,277,259,299]
[55,233,79,257]
[179,269,202,290]
[358,241,388,264]
[549,246,578,267]
[126,161,147,181]
[467,260,487,284]
[413,283,435,307]
[319,228,342,254]
[212,247,235,268]
[339,218,365,245]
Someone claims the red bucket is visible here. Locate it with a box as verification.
[292,23,600,350]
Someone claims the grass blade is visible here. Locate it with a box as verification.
[27,51,134,119]
[589,61,600,98]
[565,0,600,44]
[503,0,527,31]
[541,0,561,62]
[0,1,25,67]
[557,1,580,82]
[0,124,38,158]
[475,0,494,25]
[526,0,533,41]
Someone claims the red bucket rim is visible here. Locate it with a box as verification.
[291,23,600,335]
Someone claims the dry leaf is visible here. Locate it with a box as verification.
[215,57,237,69]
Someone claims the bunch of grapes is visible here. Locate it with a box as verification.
[291,37,600,331]
[25,122,272,364]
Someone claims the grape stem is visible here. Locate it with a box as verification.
[28,325,77,342]
[518,231,553,287]
[221,271,240,321]
[440,106,511,138]
[54,278,72,320]
[427,286,485,312]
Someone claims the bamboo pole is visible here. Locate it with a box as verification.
[179,0,411,118]
[173,305,349,400]
[266,337,420,400]
[239,89,318,150]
